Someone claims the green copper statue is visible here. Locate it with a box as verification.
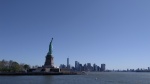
[48,38,53,55]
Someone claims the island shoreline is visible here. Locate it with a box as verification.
[0,72,81,76]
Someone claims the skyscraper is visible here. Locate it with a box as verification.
[75,61,79,71]
[93,63,98,71]
[87,63,92,71]
[67,58,69,69]
[101,64,106,71]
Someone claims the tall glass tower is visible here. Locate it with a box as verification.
[67,58,69,68]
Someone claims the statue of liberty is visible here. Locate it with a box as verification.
[45,38,54,68]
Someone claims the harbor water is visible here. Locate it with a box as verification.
[0,72,150,84]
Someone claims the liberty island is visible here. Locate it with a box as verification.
[0,38,78,75]
[29,38,61,73]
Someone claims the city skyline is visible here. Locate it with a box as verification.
[1,0,150,70]
[59,57,106,72]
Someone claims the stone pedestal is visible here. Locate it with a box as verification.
[44,54,54,68]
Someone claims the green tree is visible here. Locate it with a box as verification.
[0,59,31,72]
[10,62,20,72]
[24,64,30,70]
[0,59,9,72]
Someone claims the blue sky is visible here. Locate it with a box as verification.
[1,0,150,70]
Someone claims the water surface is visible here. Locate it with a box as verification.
[0,72,150,84]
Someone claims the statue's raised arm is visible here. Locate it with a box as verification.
[50,38,53,44]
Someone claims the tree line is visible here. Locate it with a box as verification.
[0,59,30,72]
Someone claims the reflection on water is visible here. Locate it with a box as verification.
[0,72,150,84]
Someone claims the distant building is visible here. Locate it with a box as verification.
[59,64,66,69]
[87,63,92,71]
[83,64,87,71]
[79,64,83,71]
[93,63,98,71]
[75,61,80,71]
[97,66,101,71]
[67,58,70,69]
[101,64,106,71]
[67,58,69,66]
